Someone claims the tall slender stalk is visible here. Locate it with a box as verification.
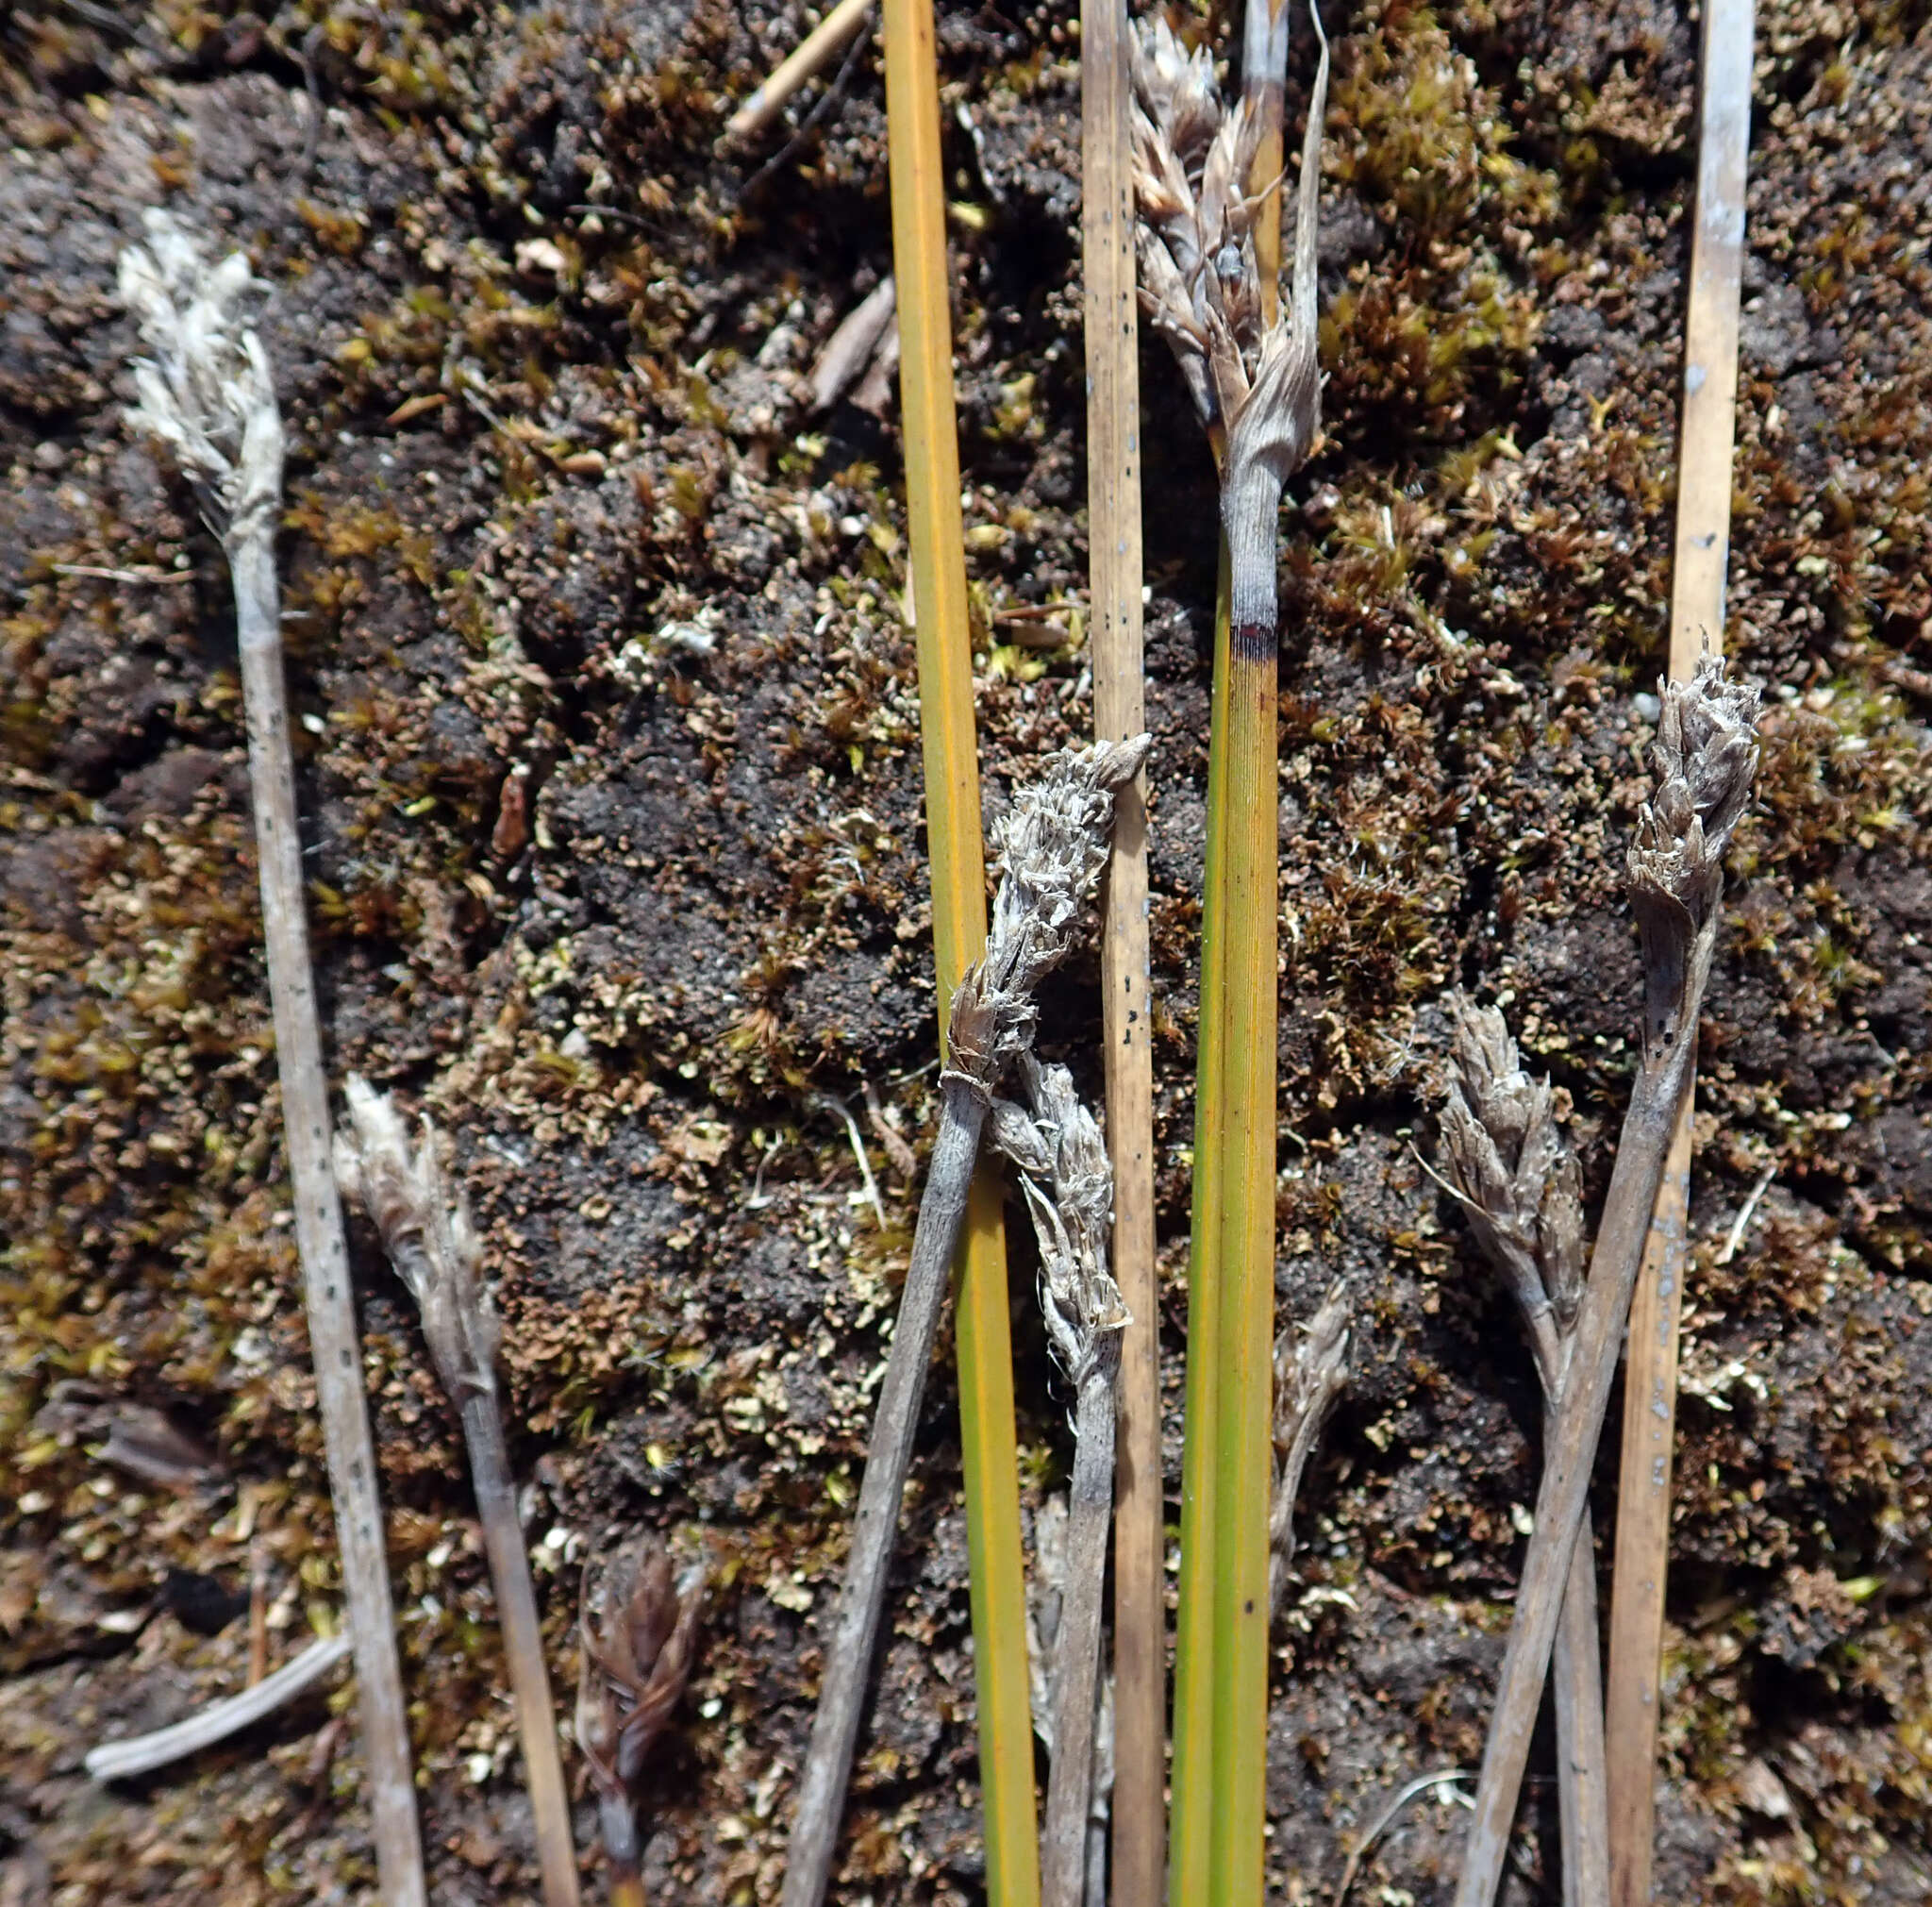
[117,213,425,1907]
[333,1079,580,1907]
[877,0,1035,1893]
[1606,6,1756,1899]
[1077,0,1161,1894]
[1454,661,1760,1907]
[1132,12,1329,1900]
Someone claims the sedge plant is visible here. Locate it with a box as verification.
[1438,1001,1608,1907]
[118,211,425,1907]
[1454,659,1760,1907]
[333,1079,581,1907]
[782,740,1146,1907]
[1131,8,1329,1899]
[990,1055,1130,1907]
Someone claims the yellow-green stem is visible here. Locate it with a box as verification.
[956,1174,1036,1907]
[1207,615,1278,1907]
[1169,538,1234,1905]
[882,0,1037,1894]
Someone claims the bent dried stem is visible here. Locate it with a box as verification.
[991,1057,1128,1907]
[1454,660,1760,1907]
[86,1632,353,1782]
[782,737,1148,1907]
[118,211,425,1907]
[334,1079,579,1907]
[1440,1000,1605,1907]
[1267,1281,1350,1623]
[577,1540,705,1907]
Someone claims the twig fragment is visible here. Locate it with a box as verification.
[334,1078,580,1907]
[577,1539,705,1907]
[1454,658,1760,1907]
[118,210,425,1907]
[86,1632,353,1782]
[808,276,897,412]
[725,0,874,146]
[990,1055,1127,1907]
[781,736,1148,1907]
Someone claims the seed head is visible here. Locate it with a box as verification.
[119,209,282,542]
[334,1077,498,1404]
[576,1538,705,1869]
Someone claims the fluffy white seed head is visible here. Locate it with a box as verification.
[119,209,283,542]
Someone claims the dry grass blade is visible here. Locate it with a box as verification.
[334,1079,580,1907]
[117,210,425,1907]
[1077,0,1160,1894]
[724,0,874,146]
[577,1539,705,1907]
[1454,661,1761,1907]
[1606,6,1756,1899]
[1440,1000,1606,1907]
[85,1632,354,1782]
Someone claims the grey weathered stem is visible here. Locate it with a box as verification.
[1455,660,1757,1906]
[1453,1047,1698,1907]
[1043,1363,1118,1907]
[461,1396,583,1907]
[1517,1310,1608,1907]
[86,1631,353,1782]
[781,1079,986,1907]
[232,533,427,1907]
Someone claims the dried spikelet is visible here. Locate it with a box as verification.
[1628,656,1762,1040]
[334,1076,498,1401]
[578,1539,706,1891]
[946,735,1152,1099]
[990,1054,1129,1393]
[1131,2,1329,628]
[1268,1280,1350,1617]
[119,209,281,543]
[1440,1002,1586,1348]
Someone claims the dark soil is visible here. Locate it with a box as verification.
[3,0,1931,1901]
